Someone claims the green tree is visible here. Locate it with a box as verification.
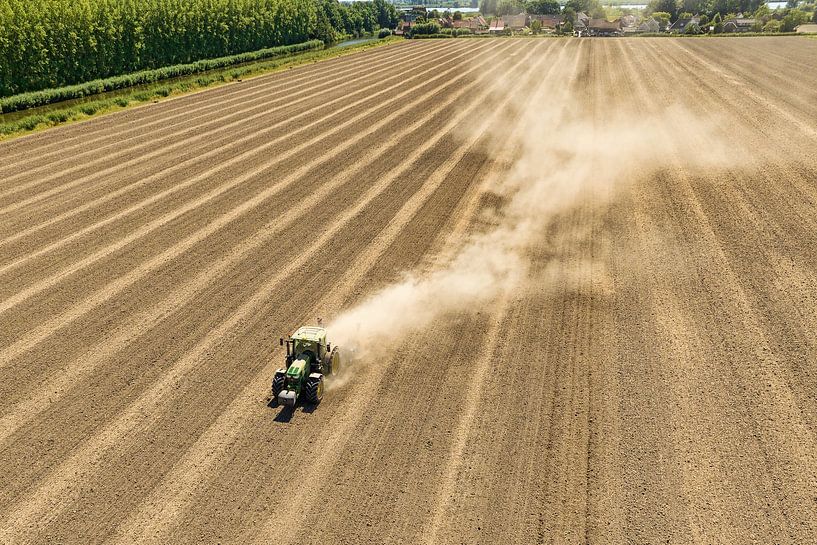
[780,10,807,30]
[453,10,463,19]
[753,4,771,18]
[654,0,679,20]
[373,0,399,29]
[497,0,526,15]
[681,0,707,15]
[527,0,561,14]
[314,6,339,43]
[711,0,746,16]
[747,0,765,12]
[411,20,440,34]
[711,12,723,32]
[652,11,672,28]
[562,6,577,30]
[564,0,604,13]
[763,18,781,30]
[530,18,542,32]
[480,0,499,15]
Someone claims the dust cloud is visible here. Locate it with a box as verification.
[328,95,741,366]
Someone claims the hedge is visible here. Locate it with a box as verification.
[0,40,323,114]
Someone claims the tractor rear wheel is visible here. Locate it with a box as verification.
[304,375,324,404]
[329,348,340,376]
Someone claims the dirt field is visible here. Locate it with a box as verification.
[1,37,816,544]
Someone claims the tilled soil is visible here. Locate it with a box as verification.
[0,37,816,544]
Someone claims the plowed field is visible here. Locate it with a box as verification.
[1,37,816,544]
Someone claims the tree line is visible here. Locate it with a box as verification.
[478,0,815,29]
[0,0,399,97]
[646,0,815,29]
[479,0,560,16]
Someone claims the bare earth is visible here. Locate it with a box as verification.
[0,37,816,544]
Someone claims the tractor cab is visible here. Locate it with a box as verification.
[289,326,329,365]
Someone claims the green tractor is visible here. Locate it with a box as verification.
[272,326,340,407]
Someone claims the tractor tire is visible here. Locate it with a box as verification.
[304,375,324,404]
[329,347,340,376]
[271,373,286,402]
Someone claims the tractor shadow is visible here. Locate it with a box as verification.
[267,399,319,423]
[301,403,318,414]
[272,404,295,423]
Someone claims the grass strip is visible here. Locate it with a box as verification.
[0,41,324,114]
[0,36,400,141]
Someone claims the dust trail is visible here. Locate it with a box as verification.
[328,97,743,365]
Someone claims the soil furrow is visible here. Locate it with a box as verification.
[0,42,433,185]
[0,41,469,219]
[0,39,522,452]
[0,40,503,319]
[0,41,426,172]
[0,38,529,542]
[1,37,815,545]
[0,41,469,255]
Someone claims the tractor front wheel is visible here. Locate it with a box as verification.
[304,375,324,404]
[271,373,286,402]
